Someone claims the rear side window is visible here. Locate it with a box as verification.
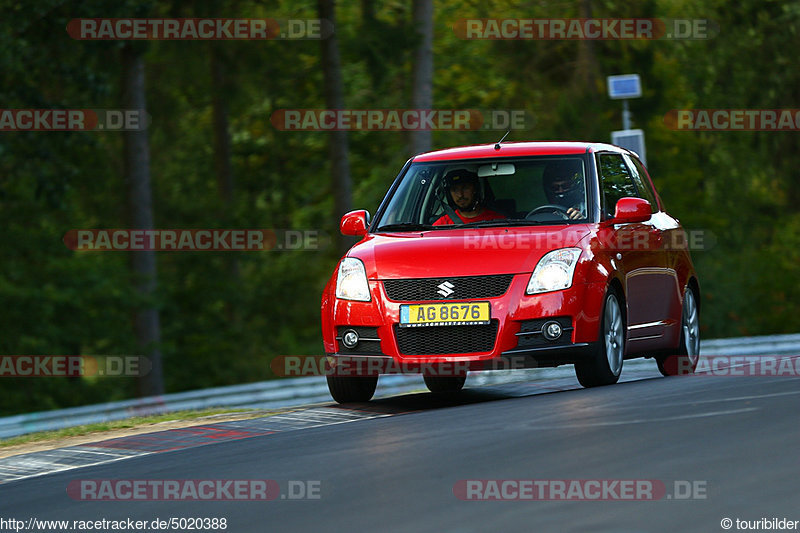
[623,154,658,210]
[597,153,637,218]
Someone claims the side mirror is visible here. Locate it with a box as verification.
[340,210,370,236]
[613,197,652,224]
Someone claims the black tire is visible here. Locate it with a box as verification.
[575,289,625,388]
[326,375,378,403]
[656,286,700,376]
[423,375,466,394]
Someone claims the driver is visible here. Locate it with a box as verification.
[542,160,586,220]
[433,169,505,226]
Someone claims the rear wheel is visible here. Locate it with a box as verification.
[575,290,624,387]
[656,286,700,376]
[423,375,466,394]
[327,375,378,403]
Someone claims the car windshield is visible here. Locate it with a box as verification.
[373,156,591,231]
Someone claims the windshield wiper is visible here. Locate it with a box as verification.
[458,219,546,228]
[375,222,436,232]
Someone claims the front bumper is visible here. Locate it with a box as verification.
[322,273,606,367]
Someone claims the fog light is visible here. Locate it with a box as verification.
[341,329,359,349]
[542,321,563,341]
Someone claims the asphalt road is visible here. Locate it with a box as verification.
[1,368,798,533]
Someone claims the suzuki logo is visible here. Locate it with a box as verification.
[436,281,455,298]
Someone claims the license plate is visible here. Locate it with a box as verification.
[399,302,491,327]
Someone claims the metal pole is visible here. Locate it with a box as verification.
[622,99,631,130]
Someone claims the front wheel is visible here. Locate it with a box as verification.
[423,375,466,394]
[575,290,625,387]
[656,286,700,376]
[327,375,378,403]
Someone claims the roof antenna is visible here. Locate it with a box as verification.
[494,130,510,150]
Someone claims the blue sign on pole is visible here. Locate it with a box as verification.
[607,74,642,100]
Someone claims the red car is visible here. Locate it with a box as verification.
[321,141,700,403]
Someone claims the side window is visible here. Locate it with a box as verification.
[623,154,657,210]
[597,153,638,218]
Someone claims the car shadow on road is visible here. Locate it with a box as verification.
[327,371,665,416]
[326,377,588,415]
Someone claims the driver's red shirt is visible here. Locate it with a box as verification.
[433,208,505,226]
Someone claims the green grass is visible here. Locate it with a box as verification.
[0,408,271,448]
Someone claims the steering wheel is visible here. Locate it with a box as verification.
[525,204,571,220]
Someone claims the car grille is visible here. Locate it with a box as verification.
[383,275,514,302]
[394,321,498,355]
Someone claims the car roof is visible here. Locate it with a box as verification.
[412,141,633,162]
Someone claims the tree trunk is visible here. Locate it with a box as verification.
[210,48,235,206]
[210,46,240,286]
[410,0,434,155]
[360,0,381,89]
[318,0,353,255]
[121,43,165,397]
[574,0,600,94]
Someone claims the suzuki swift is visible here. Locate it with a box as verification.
[321,141,700,403]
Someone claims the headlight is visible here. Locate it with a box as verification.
[335,258,371,301]
[526,248,582,294]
